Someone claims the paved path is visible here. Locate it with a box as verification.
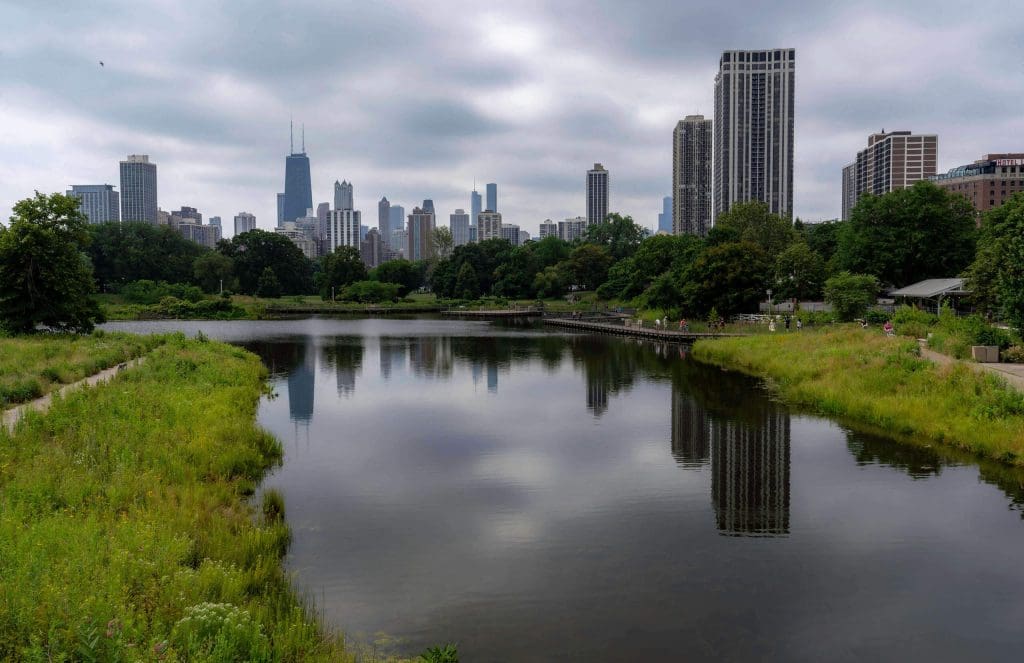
[1,357,146,433]
[544,317,745,341]
[919,344,1024,392]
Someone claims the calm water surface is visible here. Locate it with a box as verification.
[105,318,1024,662]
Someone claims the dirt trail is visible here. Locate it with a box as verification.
[1,357,146,433]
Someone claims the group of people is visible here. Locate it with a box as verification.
[768,315,804,333]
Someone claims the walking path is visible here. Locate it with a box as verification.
[919,343,1024,392]
[544,317,745,341]
[1,357,146,433]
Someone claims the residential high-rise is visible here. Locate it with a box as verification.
[334,180,353,210]
[501,223,521,246]
[316,202,331,254]
[407,203,436,261]
[714,49,795,221]
[391,228,408,258]
[558,216,587,242]
[519,229,531,245]
[378,197,391,246]
[657,197,672,234]
[208,216,221,229]
[471,187,482,227]
[234,212,257,236]
[539,219,557,239]
[276,222,317,260]
[673,115,713,236]
[931,153,1024,216]
[450,209,470,247]
[422,199,435,215]
[389,205,405,242]
[119,154,158,223]
[478,210,502,242]
[485,183,497,213]
[360,228,384,268]
[586,163,609,226]
[282,123,312,223]
[277,193,286,225]
[66,184,119,224]
[327,208,361,253]
[842,130,938,220]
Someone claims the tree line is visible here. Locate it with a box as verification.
[2,183,1023,334]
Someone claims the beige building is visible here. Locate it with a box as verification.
[477,210,503,242]
[842,130,937,220]
[931,153,1024,216]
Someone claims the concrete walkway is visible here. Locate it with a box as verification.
[1,357,146,433]
[919,344,1024,392]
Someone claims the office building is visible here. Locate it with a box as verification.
[501,223,521,246]
[282,123,312,223]
[471,187,482,228]
[334,180,353,210]
[842,131,938,220]
[316,202,330,252]
[407,203,436,261]
[234,212,256,236]
[208,216,221,229]
[932,153,1024,215]
[539,219,557,239]
[174,222,221,249]
[519,229,531,245]
[391,229,408,258]
[66,184,119,224]
[170,206,202,223]
[468,226,478,243]
[586,163,609,225]
[327,208,361,252]
[657,197,672,234]
[714,49,795,220]
[276,222,317,260]
[378,197,391,246]
[477,210,502,242]
[558,216,587,242]
[389,205,405,242]
[486,183,497,212]
[673,115,713,236]
[119,154,158,223]
[450,209,470,247]
[360,228,384,268]
[277,193,286,225]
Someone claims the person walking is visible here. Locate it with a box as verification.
[796,318,803,331]
[785,316,791,331]
[769,318,776,333]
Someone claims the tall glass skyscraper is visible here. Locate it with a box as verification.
[471,187,482,225]
[283,124,312,223]
[67,184,120,224]
[586,163,609,226]
[485,183,497,212]
[119,155,157,224]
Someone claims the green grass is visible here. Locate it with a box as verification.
[0,332,164,407]
[0,336,389,661]
[692,326,1024,466]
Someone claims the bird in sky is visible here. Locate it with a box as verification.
[99,61,104,67]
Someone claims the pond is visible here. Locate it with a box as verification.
[104,318,1024,662]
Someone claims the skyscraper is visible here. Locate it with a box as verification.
[334,180,353,210]
[234,212,256,236]
[422,199,435,215]
[316,202,331,254]
[471,187,482,227]
[657,197,672,234]
[501,223,521,246]
[119,155,157,223]
[208,216,221,229]
[389,205,405,242]
[66,184,119,224]
[478,210,502,242]
[586,163,609,226]
[450,209,470,247]
[327,208,361,252]
[714,48,795,220]
[378,197,391,246]
[539,219,557,239]
[673,115,713,236]
[485,183,497,212]
[842,130,938,220]
[282,123,312,224]
[407,203,436,261]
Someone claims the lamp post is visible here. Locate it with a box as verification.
[766,288,773,317]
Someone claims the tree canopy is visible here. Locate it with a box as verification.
[316,246,368,300]
[966,193,1024,333]
[87,221,207,290]
[0,192,104,333]
[217,230,313,296]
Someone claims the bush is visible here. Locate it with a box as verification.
[865,309,889,325]
[824,272,879,322]
[122,280,203,305]
[170,603,270,661]
[340,280,400,303]
[892,305,936,329]
[1002,346,1024,363]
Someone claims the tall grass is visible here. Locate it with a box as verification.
[0,332,164,407]
[0,336,374,661]
[692,326,1024,465]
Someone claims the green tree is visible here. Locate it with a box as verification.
[824,272,879,322]
[0,192,104,333]
[87,221,207,290]
[430,239,512,298]
[801,219,843,267]
[774,241,826,302]
[255,266,282,298]
[454,262,480,299]
[583,213,648,260]
[965,193,1024,333]
[372,259,424,297]
[432,227,454,259]
[533,264,569,299]
[339,280,400,303]
[679,242,770,316]
[315,246,368,300]
[712,201,798,255]
[567,243,613,290]
[218,230,313,295]
[193,252,236,293]
[836,181,976,287]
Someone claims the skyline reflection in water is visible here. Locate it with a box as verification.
[100,318,1024,662]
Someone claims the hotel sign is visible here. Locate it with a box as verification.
[995,159,1024,166]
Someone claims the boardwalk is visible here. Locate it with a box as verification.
[441,308,543,318]
[543,317,746,342]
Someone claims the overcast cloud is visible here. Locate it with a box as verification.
[1,0,1021,235]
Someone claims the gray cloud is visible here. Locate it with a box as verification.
[1,0,1022,232]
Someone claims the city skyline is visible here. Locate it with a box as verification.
[2,2,1021,236]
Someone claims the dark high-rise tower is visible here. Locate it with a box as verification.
[673,115,713,236]
[282,122,313,224]
[485,183,497,212]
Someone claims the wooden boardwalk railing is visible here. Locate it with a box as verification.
[543,317,746,341]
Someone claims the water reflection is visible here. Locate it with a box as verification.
[321,336,363,397]
[287,339,315,423]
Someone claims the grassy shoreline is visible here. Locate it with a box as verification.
[692,326,1024,466]
[0,335,367,661]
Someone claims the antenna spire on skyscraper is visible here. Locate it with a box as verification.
[302,124,305,153]
[290,118,294,154]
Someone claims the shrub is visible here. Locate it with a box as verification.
[121,280,203,304]
[1002,346,1024,363]
[340,280,400,303]
[171,603,270,661]
[892,305,936,329]
[824,272,878,322]
[865,309,889,324]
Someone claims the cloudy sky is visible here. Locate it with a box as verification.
[1,0,1021,236]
